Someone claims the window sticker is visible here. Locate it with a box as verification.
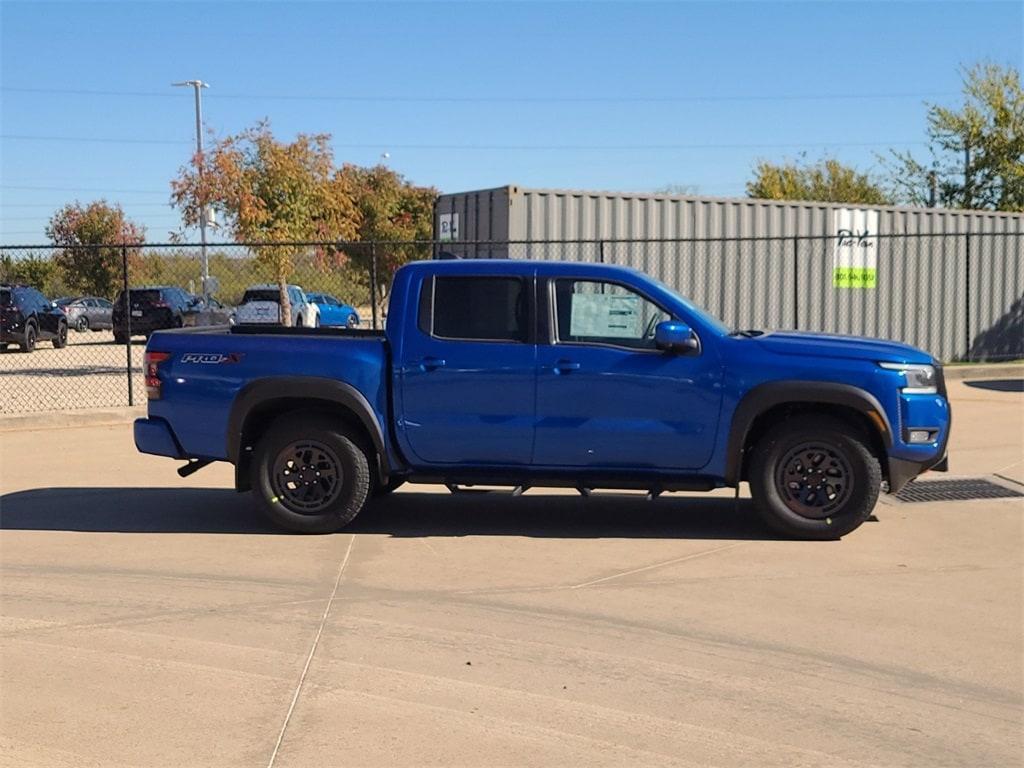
[570,293,641,338]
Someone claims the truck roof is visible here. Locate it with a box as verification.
[401,259,644,279]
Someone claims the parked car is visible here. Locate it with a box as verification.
[188,295,235,327]
[1,284,68,352]
[112,286,205,342]
[55,296,114,332]
[235,284,319,327]
[135,259,951,540]
[307,293,360,327]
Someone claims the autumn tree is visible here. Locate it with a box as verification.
[171,121,359,324]
[884,63,1023,211]
[46,201,145,297]
[336,164,436,310]
[747,157,891,205]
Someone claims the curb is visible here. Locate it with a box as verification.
[0,406,146,432]
[943,363,1024,381]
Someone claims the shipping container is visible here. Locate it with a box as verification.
[433,186,1023,361]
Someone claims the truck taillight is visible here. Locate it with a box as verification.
[145,351,171,399]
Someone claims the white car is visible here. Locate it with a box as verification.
[235,284,320,327]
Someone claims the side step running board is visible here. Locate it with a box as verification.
[177,458,213,478]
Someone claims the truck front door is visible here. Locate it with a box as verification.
[397,274,537,466]
[533,277,722,470]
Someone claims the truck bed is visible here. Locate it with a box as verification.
[146,324,391,461]
[230,324,385,339]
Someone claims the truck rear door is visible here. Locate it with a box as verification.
[396,273,536,466]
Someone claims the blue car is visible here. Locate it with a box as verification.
[306,293,359,327]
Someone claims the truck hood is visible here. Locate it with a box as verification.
[752,331,934,364]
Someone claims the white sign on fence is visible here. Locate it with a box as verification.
[438,213,460,241]
[833,208,879,288]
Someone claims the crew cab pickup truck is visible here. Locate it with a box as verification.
[134,259,950,539]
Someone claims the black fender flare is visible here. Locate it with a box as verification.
[724,381,893,486]
[226,376,390,482]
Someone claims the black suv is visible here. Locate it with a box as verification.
[112,286,200,342]
[1,284,69,352]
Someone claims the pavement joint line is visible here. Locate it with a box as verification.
[993,472,1024,489]
[568,542,747,590]
[266,533,356,768]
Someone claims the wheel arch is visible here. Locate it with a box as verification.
[725,381,892,486]
[227,377,389,491]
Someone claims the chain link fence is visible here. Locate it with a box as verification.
[1,233,1020,414]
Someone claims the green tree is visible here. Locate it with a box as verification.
[171,121,359,324]
[746,156,892,205]
[0,252,65,296]
[335,164,436,311]
[45,201,145,297]
[884,63,1023,211]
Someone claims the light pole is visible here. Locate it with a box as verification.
[172,79,210,296]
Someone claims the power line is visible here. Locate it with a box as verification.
[0,184,168,194]
[0,85,955,103]
[2,134,190,145]
[1,203,174,209]
[1,134,926,150]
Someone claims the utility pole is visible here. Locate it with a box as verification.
[172,79,210,296]
[963,143,972,210]
[927,171,938,208]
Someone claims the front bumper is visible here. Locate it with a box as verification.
[886,369,951,492]
[134,417,185,459]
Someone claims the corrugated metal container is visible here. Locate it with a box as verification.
[434,186,1023,361]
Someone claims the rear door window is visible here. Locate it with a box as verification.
[421,276,528,343]
[242,289,278,304]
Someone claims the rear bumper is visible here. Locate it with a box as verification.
[134,417,185,459]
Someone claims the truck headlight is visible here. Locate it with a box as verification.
[879,362,938,394]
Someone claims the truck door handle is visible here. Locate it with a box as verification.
[417,356,446,371]
[553,359,580,374]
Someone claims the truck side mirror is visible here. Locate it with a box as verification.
[655,320,699,354]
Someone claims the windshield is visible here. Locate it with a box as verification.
[645,275,731,335]
[242,289,280,304]
[0,289,11,307]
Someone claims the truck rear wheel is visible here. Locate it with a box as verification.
[251,415,371,533]
[748,415,880,540]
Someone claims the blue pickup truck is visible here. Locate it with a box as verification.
[135,259,950,539]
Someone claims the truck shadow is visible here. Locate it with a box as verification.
[963,378,1024,393]
[0,487,783,540]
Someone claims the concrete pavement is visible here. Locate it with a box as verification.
[0,377,1021,767]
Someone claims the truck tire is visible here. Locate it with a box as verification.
[251,415,371,533]
[748,415,881,540]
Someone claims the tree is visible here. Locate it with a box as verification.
[884,63,1023,211]
[746,156,892,205]
[335,164,436,311]
[0,252,64,296]
[45,201,145,297]
[171,121,359,324]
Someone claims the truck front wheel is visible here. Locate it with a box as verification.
[251,415,371,533]
[748,415,881,540]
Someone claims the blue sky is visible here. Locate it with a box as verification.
[1,1,1021,243]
